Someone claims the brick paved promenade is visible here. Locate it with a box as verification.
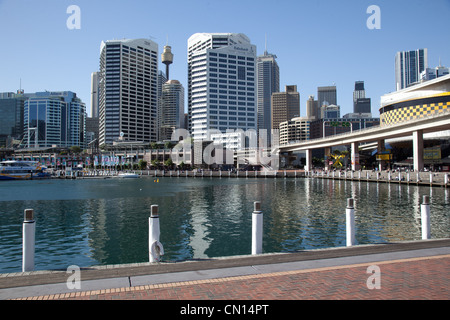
[34,254,449,300]
[2,239,448,302]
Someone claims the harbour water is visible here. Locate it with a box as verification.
[0,176,449,273]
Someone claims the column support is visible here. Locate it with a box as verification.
[305,149,312,173]
[413,130,424,172]
[351,142,360,171]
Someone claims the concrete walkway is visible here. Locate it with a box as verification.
[1,239,449,301]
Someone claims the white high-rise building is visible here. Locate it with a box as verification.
[395,48,428,90]
[99,38,158,146]
[187,33,257,149]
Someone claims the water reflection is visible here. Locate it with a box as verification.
[0,177,448,273]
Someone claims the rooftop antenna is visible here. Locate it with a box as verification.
[264,33,268,55]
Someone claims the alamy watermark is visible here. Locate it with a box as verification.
[66,265,81,290]
[366,265,381,290]
[366,5,381,30]
[66,5,81,30]
[169,128,280,170]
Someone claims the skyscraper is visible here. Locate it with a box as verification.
[317,86,337,114]
[257,50,279,139]
[271,85,300,131]
[187,33,257,146]
[353,81,371,114]
[160,80,185,142]
[395,48,428,90]
[98,38,159,146]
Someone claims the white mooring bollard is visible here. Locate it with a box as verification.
[22,209,36,272]
[346,198,355,246]
[252,201,263,255]
[421,195,431,240]
[149,205,164,262]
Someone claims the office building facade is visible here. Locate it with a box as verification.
[187,33,257,147]
[271,85,300,131]
[0,91,27,147]
[321,104,340,119]
[353,81,371,114]
[420,64,450,82]
[279,117,311,145]
[395,48,428,90]
[23,91,86,148]
[317,86,337,114]
[306,95,319,119]
[99,38,159,146]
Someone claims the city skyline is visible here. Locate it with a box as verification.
[0,0,449,120]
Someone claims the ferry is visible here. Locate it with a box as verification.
[0,160,51,180]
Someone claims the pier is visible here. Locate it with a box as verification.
[60,168,450,188]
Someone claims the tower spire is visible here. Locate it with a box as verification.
[161,43,173,80]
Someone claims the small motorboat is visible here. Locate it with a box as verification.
[117,172,140,178]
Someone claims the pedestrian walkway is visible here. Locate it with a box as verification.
[1,239,449,301]
[31,254,449,300]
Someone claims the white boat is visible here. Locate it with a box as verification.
[0,160,51,180]
[117,172,140,178]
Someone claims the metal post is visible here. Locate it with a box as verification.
[252,201,263,255]
[445,173,448,187]
[149,205,164,262]
[429,172,433,185]
[22,209,35,272]
[346,199,355,246]
[421,196,431,240]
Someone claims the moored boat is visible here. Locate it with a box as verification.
[0,161,51,180]
[117,172,140,178]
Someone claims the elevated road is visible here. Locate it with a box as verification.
[279,110,450,171]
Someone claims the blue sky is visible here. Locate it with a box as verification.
[0,0,449,118]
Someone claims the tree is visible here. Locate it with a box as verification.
[138,159,147,170]
[70,146,82,154]
[164,158,173,168]
[151,159,160,167]
[164,141,175,150]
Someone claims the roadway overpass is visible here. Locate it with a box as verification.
[279,109,450,172]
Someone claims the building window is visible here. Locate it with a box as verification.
[238,66,246,80]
